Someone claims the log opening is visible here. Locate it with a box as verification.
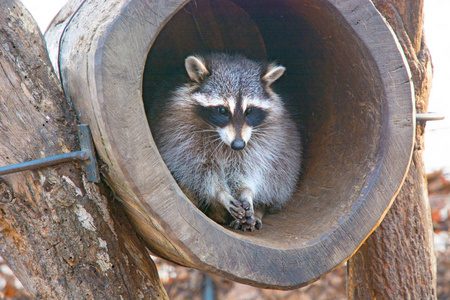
[143,0,387,246]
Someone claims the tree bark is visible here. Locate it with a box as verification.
[347,0,437,298]
[0,1,167,299]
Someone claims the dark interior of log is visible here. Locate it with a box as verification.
[142,0,385,248]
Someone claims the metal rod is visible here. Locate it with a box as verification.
[203,274,215,300]
[0,151,88,176]
[0,124,99,182]
[416,112,445,122]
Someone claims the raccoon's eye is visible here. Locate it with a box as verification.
[217,106,229,116]
[245,107,253,116]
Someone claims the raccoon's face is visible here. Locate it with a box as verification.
[185,54,286,151]
[194,96,269,150]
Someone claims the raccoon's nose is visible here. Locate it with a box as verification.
[231,140,246,151]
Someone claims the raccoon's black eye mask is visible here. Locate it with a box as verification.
[194,104,268,128]
[195,105,231,128]
[244,106,268,127]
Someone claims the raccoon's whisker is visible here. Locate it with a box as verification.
[250,128,267,135]
[204,136,222,148]
[250,130,267,135]
[252,123,269,129]
[211,141,224,156]
[209,136,222,143]
[190,129,218,134]
[250,132,269,139]
[203,135,220,146]
[188,131,218,140]
[252,129,270,136]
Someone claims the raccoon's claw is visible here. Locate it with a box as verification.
[229,200,245,219]
[229,217,262,232]
[243,218,262,232]
[245,216,256,225]
[255,218,263,230]
[242,223,255,232]
[231,199,243,208]
[230,219,242,230]
[241,200,250,210]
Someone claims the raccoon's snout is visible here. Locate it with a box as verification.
[231,140,246,151]
[218,124,250,151]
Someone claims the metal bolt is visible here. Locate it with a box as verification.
[416,112,445,122]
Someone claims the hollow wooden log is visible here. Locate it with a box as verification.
[0,1,167,298]
[45,0,415,289]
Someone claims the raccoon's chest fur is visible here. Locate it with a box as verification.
[214,153,247,193]
[198,137,285,203]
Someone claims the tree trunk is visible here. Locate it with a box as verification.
[0,1,168,299]
[347,0,437,298]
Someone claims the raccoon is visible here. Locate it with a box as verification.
[151,53,301,231]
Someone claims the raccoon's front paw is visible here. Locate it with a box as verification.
[229,199,262,231]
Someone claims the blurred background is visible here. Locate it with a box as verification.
[1,0,449,299]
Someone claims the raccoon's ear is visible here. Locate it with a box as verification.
[262,64,286,86]
[185,56,210,83]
